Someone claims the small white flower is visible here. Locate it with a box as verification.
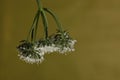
[34,46,45,56]
[57,39,77,54]
[34,43,59,54]
[18,54,44,64]
[17,41,45,64]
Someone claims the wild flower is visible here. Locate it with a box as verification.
[17,40,44,64]
[49,30,77,53]
[17,0,76,64]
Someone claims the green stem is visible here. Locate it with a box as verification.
[43,8,63,32]
[34,11,40,41]
[27,0,42,42]
[36,0,42,10]
[36,0,49,40]
[41,10,49,40]
[27,11,39,42]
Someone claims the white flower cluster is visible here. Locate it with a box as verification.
[18,54,44,64]
[49,31,77,54]
[17,41,45,64]
[17,31,77,64]
[34,44,59,54]
[57,40,77,53]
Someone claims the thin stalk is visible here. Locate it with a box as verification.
[27,11,39,42]
[36,0,42,10]
[41,10,49,40]
[43,8,63,32]
[36,0,49,40]
[34,11,40,41]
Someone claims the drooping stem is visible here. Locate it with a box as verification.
[34,11,40,41]
[27,0,48,42]
[27,11,39,42]
[27,0,64,42]
[36,0,49,40]
[36,0,42,10]
[43,8,63,32]
[41,10,49,40]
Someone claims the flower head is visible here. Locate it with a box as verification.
[34,39,59,54]
[49,30,77,54]
[17,40,44,64]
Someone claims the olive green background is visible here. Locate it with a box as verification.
[1,0,120,80]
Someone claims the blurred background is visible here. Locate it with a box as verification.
[1,0,120,80]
